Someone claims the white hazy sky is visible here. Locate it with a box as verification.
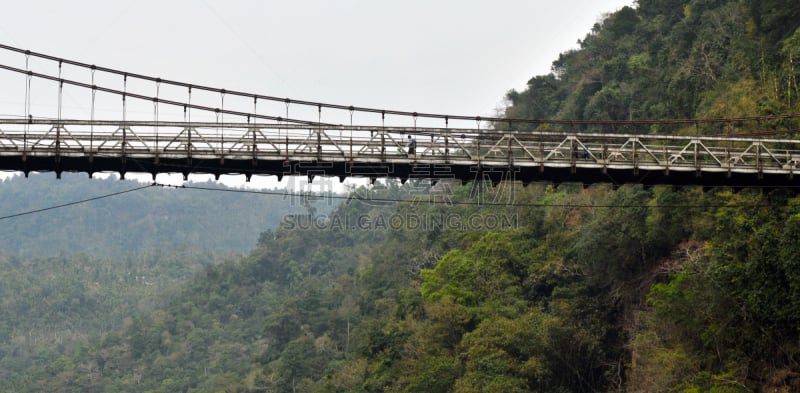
[0,0,633,118]
[0,0,634,188]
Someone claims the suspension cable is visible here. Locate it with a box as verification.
[23,52,30,153]
[220,89,225,153]
[3,43,799,127]
[284,99,290,138]
[90,66,96,153]
[215,108,220,151]
[56,61,63,162]
[252,95,257,126]
[122,74,127,126]
[154,78,160,154]
[0,64,326,126]
[57,61,63,125]
[349,106,354,158]
[122,74,128,157]
[251,96,257,157]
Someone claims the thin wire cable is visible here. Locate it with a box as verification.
[123,75,128,122]
[0,64,324,126]
[220,90,225,154]
[154,80,160,154]
[6,60,800,136]
[57,61,62,125]
[23,53,30,152]
[349,107,354,158]
[56,62,63,159]
[215,110,220,152]
[156,182,774,209]
[0,178,772,223]
[3,43,800,127]
[0,183,155,221]
[90,67,95,153]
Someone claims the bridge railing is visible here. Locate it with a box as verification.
[1,119,800,177]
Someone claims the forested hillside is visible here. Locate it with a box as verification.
[504,0,800,134]
[7,0,800,392]
[0,173,329,391]
[0,173,325,258]
[19,181,800,392]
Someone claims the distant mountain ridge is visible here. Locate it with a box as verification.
[0,173,330,258]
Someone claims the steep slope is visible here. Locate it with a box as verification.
[10,0,800,392]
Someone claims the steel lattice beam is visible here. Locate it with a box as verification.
[0,119,798,187]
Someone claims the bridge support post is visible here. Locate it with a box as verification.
[55,125,61,165]
[570,138,576,174]
[725,149,731,178]
[186,127,192,165]
[317,130,322,161]
[444,132,449,163]
[756,142,763,179]
[539,143,544,173]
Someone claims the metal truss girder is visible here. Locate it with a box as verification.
[0,119,799,185]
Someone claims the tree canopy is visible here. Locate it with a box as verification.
[6,0,800,391]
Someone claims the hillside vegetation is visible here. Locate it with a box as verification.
[5,0,800,392]
[0,173,324,258]
[0,173,327,390]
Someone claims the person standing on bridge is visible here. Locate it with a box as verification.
[407,135,416,157]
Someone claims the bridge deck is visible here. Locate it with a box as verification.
[1,119,798,187]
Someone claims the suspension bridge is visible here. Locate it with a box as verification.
[1,44,800,188]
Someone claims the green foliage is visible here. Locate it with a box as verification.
[9,2,800,392]
[421,231,528,315]
[631,190,800,391]
[11,177,800,392]
[504,0,800,129]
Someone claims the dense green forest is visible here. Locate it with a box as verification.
[0,174,329,390]
[5,0,800,391]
